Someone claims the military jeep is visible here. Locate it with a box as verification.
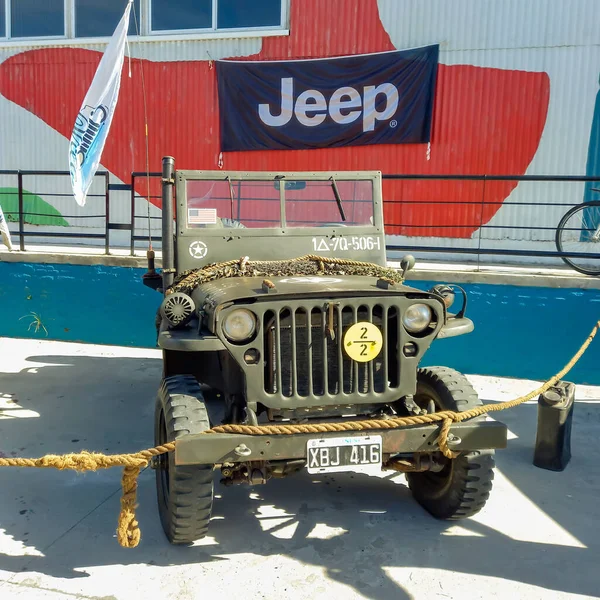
[146,157,507,545]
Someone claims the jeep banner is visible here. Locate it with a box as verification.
[216,45,439,152]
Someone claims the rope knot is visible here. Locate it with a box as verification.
[117,464,144,548]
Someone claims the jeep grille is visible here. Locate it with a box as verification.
[263,303,399,398]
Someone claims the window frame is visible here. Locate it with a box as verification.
[180,172,382,235]
[71,0,142,41]
[0,0,289,45]
[147,0,287,37]
[1,0,69,42]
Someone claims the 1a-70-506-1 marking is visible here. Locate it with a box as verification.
[312,236,381,252]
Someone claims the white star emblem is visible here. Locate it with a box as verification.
[189,240,208,259]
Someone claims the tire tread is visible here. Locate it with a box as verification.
[155,375,214,544]
[407,367,495,520]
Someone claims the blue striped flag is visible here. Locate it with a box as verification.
[69,1,132,206]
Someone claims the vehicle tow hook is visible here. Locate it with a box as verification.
[234,444,252,457]
[446,434,461,447]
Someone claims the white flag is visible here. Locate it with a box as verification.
[0,204,13,251]
[69,1,132,206]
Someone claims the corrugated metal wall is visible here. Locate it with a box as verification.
[0,0,598,261]
[378,0,600,257]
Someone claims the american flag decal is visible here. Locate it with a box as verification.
[188,207,218,224]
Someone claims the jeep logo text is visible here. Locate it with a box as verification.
[258,78,400,132]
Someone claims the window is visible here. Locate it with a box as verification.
[217,0,282,29]
[0,0,287,41]
[151,0,212,32]
[285,181,375,228]
[150,0,284,34]
[75,0,140,38]
[186,180,283,229]
[184,178,376,230]
[11,0,65,38]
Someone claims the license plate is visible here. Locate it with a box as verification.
[306,435,382,474]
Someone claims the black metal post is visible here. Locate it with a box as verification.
[104,173,110,255]
[477,177,486,271]
[130,174,136,256]
[17,172,24,251]
[161,156,175,292]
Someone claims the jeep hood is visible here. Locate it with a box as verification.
[191,274,426,311]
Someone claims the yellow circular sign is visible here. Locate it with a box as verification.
[343,322,383,362]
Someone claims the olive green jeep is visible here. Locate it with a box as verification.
[145,157,507,545]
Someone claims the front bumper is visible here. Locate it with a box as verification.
[175,418,507,466]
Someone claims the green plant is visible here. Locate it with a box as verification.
[19,312,48,336]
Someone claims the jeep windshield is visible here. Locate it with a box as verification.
[185,177,374,229]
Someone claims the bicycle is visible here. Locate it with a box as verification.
[555,187,600,276]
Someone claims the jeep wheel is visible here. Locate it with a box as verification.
[155,375,214,544]
[406,367,495,520]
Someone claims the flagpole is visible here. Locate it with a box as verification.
[127,3,155,283]
[68,0,133,207]
[130,3,153,253]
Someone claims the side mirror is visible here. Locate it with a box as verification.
[399,254,416,278]
[429,283,468,318]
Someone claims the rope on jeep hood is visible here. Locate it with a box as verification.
[167,254,406,295]
[0,320,598,549]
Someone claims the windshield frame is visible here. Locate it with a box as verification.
[176,170,383,236]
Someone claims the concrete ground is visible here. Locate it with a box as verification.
[0,338,599,600]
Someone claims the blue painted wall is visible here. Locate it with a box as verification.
[1,262,599,384]
[0,262,160,348]
[410,281,600,386]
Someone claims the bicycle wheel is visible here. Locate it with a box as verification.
[556,201,600,276]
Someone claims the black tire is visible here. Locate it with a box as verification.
[555,201,600,276]
[406,367,495,520]
[155,375,214,544]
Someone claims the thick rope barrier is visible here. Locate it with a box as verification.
[208,313,597,458]
[0,320,598,548]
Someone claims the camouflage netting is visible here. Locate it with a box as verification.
[167,254,405,296]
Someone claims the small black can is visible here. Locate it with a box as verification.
[533,381,575,471]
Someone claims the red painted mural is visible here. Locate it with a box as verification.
[0,0,550,237]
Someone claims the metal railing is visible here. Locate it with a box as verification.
[1,170,599,264]
[130,171,162,254]
[0,169,110,253]
[381,174,600,263]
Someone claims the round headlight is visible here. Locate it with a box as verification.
[222,309,257,342]
[402,303,433,333]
